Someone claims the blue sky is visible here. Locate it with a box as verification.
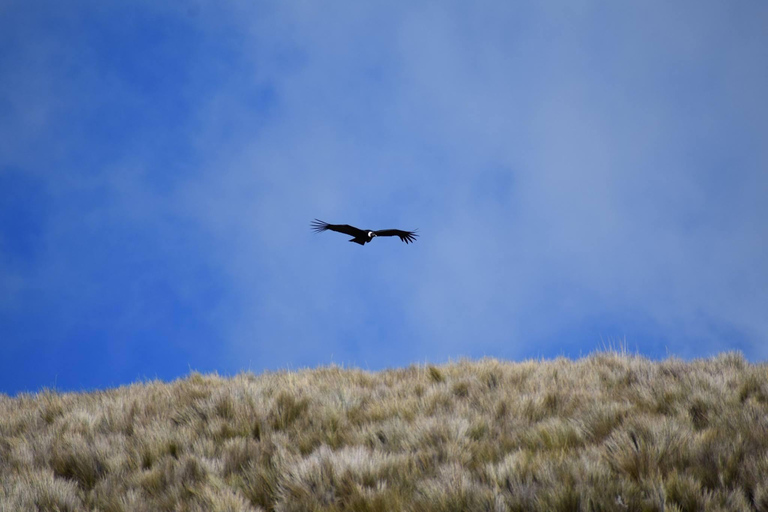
[1,1,767,395]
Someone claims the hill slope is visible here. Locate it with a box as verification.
[2,352,767,511]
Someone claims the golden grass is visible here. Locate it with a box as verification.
[2,351,767,511]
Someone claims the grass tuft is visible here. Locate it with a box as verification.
[427,365,445,383]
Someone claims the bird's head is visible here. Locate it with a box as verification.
[368,231,376,239]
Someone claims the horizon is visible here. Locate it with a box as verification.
[2,1,767,395]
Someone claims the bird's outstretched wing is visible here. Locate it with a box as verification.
[311,219,367,238]
[373,229,419,244]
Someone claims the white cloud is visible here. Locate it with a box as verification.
[177,1,768,363]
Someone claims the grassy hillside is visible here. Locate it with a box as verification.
[2,352,767,512]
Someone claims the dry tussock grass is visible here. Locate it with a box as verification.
[1,351,767,511]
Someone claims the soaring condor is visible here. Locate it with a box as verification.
[311,219,418,246]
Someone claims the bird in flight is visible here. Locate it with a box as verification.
[311,219,418,246]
